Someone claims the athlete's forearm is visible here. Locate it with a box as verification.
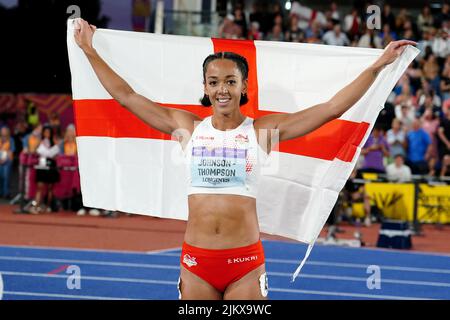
[329,61,385,117]
[83,48,134,105]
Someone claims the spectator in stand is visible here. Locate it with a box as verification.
[266,24,284,41]
[322,24,349,46]
[22,124,42,154]
[360,126,390,174]
[305,20,323,44]
[423,54,442,95]
[417,92,442,117]
[434,2,450,29]
[344,7,361,42]
[417,5,434,34]
[285,14,305,42]
[60,124,77,156]
[395,8,410,35]
[387,118,407,158]
[406,118,433,174]
[431,28,449,61]
[233,6,247,39]
[382,3,396,32]
[49,111,62,139]
[329,1,341,24]
[394,79,418,108]
[12,119,29,158]
[438,107,450,177]
[218,14,242,39]
[395,104,415,131]
[358,27,383,49]
[380,23,398,45]
[249,2,271,35]
[387,154,412,182]
[440,56,450,100]
[421,108,441,175]
[417,30,433,60]
[0,126,15,199]
[248,21,263,40]
[30,124,61,214]
[401,19,418,42]
[26,101,39,128]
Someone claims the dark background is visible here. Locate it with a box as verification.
[0,0,108,93]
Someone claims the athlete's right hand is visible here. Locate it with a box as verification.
[74,18,97,53]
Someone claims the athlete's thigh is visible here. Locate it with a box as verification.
[179,264,222,300]
[223,264,268,300]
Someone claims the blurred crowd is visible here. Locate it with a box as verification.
[1,1,449,225]
[219,1,450,180]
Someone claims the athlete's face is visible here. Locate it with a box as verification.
[204,59,248,115]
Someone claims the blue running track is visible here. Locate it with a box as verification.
[0,240,449,300]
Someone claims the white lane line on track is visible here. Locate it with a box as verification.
[2,270,450,289]
[0,244,180,255]
[2,291,134,300]
[4,253,447,275]
[268,288,434,300]
[0,272,436,300]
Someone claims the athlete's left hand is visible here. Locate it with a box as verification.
[376,40,417,68]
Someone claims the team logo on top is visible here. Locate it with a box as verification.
[234,134,249,144]
[183,254,198,267]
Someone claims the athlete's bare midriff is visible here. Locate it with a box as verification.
[184,194,261,249]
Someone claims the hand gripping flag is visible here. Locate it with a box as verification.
[67,19,419,281]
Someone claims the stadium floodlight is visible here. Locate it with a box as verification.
[285,1,292,11]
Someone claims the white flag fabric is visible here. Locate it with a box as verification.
[67,19,419,279]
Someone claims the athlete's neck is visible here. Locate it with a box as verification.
[211,112,246,131]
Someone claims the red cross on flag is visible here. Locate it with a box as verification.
[67,20,418,279]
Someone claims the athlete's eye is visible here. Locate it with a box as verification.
[227,80,236,85]
[209,81,217,86]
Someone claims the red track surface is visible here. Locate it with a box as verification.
[0,204,449,254]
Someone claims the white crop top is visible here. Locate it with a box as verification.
[184,116,265,198]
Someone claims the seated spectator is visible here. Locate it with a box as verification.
[233,7,247,39]
[0,126,15,199]
[394,8,409,35]
[431,28,449,60]
[285,14,305,42]
[380,23,398,42]
[322,24,349,46]
[343,7,361,41]
[30,124,61,214]
[417,92,442,117]
[387,118,407,158]
[395,104,415,130]
[305,20,323,44]
[406,118,432,174]
[434,2,450,29]
[265,24,284,41]
[382,3,396,31]
[417,5,434,33]
[358,27,383,49]
[387,154,412,182]
[360,126,390,174]
[248,21,263,40]
[438,108,450,177]
[218,14,242,39]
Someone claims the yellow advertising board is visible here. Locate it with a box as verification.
[363,182,450,223]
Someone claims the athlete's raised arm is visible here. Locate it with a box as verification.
[254,40,417,142]
[74,18,201,136]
